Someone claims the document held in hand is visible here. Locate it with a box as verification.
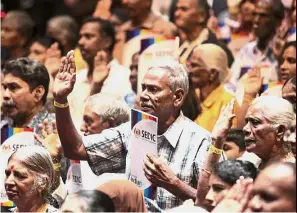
[130,109,158,198]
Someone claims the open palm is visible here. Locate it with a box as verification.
[53,50,76,99]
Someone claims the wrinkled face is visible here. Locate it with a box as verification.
[188,50,210,88]
[279,46,296,82]
[175,0,200,31]
[223,141,244,159]
[28,42,48,64]
[140,68,175,121]
[80,104,108,136]
[5,157,39,204]
[253,1,277,39]
[247,165,296,212]
[129,53,139,92]
[282,82,296,113]
[122,0,151,20]
[2,74,36,120]
[78,22,104,64]
[61,194,89,212]
[1,17,24,48]
[243,106,277,160]
[241,1,256,23]
[205,174,231,211]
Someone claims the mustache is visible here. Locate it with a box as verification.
[2,101,16,108]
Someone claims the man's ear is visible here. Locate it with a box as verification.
[104,117,116,128]
[209,68,219,82]
[173,88,185,107]
[33,86,45,103]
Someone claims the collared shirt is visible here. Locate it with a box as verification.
[179,28,210,64]
[83,112,212,210]
[0,108,55,133]
[113,12,177,64]
[229,40,279,90]
[68,59,132,128]
[195,84,234,132]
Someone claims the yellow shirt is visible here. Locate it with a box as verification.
[74,48,88,72]
[195,84,234,132]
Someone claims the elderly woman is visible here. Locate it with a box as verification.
[4,146,59,212]
[243,96,295,169]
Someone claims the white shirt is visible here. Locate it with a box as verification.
[68,59,132,129]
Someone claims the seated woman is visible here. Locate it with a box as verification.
[243,96,295,169]
[4,146,59,212]
[279,41,296,82]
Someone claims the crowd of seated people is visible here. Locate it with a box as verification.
[1,0,296,212]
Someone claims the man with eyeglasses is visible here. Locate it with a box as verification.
[228,0,285,91]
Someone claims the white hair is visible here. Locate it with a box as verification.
[148,59,189,96]
[251,96,295,129]
[85,94,130,126]
[9,146,55,201]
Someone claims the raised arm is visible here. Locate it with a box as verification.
[195,100,235,206]
[53,51,88,160]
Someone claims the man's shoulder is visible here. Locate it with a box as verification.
[239,41,257,54]
[182,116,211,137]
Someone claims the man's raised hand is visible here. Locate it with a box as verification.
[53,50,76,101]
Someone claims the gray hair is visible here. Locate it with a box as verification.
[85,94,130,126]
[8,146,55,202]
[251,96,295,129]
[148,59,189,96]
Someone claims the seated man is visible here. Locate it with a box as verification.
[1,11,35,61]
[67,94,130,192]
[68,17,131,128]
[175,0,234,66]
[223,128,245,159]
[229,0,285,90]
[1,58,54,129]
[53,52,213,210]
[188,43,235,132]
[114,0,177,63]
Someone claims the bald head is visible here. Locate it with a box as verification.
[192,44,229,82]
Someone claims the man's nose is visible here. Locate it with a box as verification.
[3,88,12,101]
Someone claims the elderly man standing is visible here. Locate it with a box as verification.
[1,58,54,129]
[53,51,215,210]
[188,44,235,132]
